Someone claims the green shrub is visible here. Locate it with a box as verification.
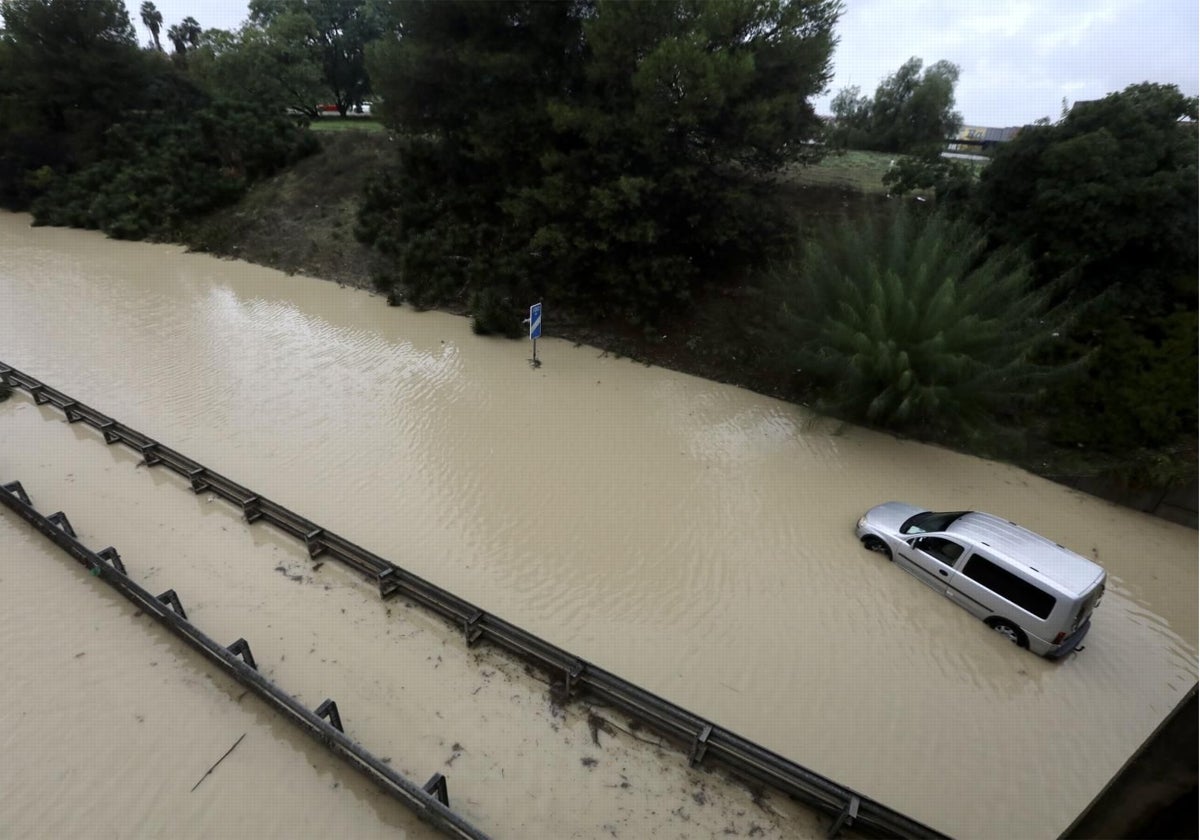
[759,209,1074,441]
[30,101,315,238]
[1047,311,1198,452]
[469,287,522,337]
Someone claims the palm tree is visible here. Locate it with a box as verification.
[167,16,201,55]
[140,1,163,52]
[763,209,1073,441]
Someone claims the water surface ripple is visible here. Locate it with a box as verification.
[1,213,1196,840]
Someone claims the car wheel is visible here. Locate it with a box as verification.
[985,617,1029,649]
[861,536,892,561]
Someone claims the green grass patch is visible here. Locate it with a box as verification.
[309,118,385,133]
[784,150,897,194]
[784,150,989,195]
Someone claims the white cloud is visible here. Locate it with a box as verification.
[134,0,1197,128]
[818,0,1198,125]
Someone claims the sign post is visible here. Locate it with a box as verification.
[528,302,542,367]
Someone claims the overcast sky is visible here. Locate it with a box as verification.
[137,0,1199,127]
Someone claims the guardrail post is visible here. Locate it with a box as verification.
[227,638,258,670]
[96,546,127,575]
[187,467,209,494]
[552,660,586,703]
[377,567,399,598]
[305,529,326,559]
[157,589,187,620]
[315,699,344,732]
[464,610,485,647]
[46,511,77,537]
[139,442,162,466]
[2,480,31,504]
[242,496,263,524]
[423,772,450,806]
[0,365,12,385]
[827,795,860,838]
[689,724,713,768]
[29,383,50,405]
[62,401,84,423]
[98,420,121,444]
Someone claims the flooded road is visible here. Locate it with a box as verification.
[1,211,1196,839]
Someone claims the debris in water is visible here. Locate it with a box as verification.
[190,733,247,792]
[588,713,615,746]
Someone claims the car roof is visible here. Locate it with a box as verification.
[946,512,1104,594]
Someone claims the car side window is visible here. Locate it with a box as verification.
[961,556,1057,619]
[912,536,965,566]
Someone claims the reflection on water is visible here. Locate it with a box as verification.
[1,212,1196,840]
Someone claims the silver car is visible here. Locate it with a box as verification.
[855,503,1106,659]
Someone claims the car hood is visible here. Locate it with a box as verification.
[863,502,926,535]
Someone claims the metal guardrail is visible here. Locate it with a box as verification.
[0,478,488,840]
[0,361,952,840]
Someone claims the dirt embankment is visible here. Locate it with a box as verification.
[180,131,392,288]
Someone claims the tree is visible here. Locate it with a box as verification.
[359,0,840,323]
[974,82,1198,461]
[187,16,326,117]
[828,83,870,149]
[140,1,163,51]
[167,15,201,55]
[830,57,962,154]
[250,0,381,115]
[0,0,149,207]
[759,210,1070,441]
[977,83,1197,312]
[30,98,317,238]
[0,0,142,129]
[882,153,977,207]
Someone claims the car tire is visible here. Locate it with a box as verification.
[862,536,892,561]
[985,617,1029,649]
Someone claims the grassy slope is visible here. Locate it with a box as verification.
[180,129,391,287]
[309,117,386,133]
[784,149,897,194]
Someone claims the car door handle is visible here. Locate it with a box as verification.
[938,569,948,577]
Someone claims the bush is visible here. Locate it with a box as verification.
[469,287,523,337]
[30,101,316,238]
[758,209,1073,441]
[1047,311,1198,452]
[882,154,977,208]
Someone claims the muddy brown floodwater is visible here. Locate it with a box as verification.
[1,211,1196,839]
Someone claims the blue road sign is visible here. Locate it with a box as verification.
[529,302,542,339]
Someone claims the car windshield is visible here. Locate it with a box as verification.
[899,510,968,535]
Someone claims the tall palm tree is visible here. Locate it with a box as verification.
[167,16,201,55]
[140,1,163,52]
[763,209,1074,440]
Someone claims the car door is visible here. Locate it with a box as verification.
[897,535,965,594]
